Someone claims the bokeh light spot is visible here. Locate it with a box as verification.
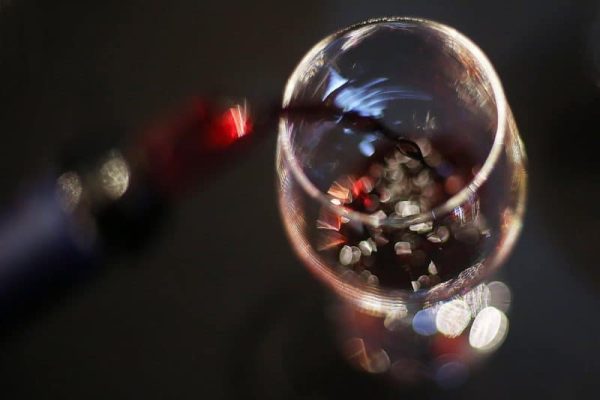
[436,299,471,338]
[469,306,508,352]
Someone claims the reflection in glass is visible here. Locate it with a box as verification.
[99,151,130,199]
[56,172,83,211]
[469,306,509,352]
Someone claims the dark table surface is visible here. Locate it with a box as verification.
[0,1,598,398]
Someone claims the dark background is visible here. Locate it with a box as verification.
[0,0,599,398]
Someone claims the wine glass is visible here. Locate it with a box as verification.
[276,17,526,385]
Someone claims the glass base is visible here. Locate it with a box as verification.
[331,279,512,388]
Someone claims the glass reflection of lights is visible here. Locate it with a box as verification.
[56,172,83,211]
[487,280,512,312]
[435,299,471,338]
[469,306,509,352]
[463,282,492,316]
[99,151,130,199]
[412,308,438,336]
[344,337,391,374]
[221,101,251,141]
[383,305,408,331]
[335,280,512,386]
[434,360,469,389]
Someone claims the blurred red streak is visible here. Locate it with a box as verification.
[134,98,254,197]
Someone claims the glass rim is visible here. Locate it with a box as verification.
[278,16,508,230]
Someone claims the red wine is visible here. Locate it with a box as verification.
[315,142,492,291]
